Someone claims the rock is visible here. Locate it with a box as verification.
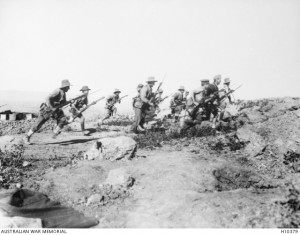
[85,136,137,161]
[0,215,42,228]
[84,141,101,160]
[104,168,135,188]
[245,111,268,123]
[22,161,30,167]
[86,194,104,206]
[237,126,266,157]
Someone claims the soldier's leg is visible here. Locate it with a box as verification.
[52,110,68,138]
[174,106,183,123]
[24,114,48,144]
[211,106,219,129]
[100,108,112,123]
[113,107,117,117]
[80,115,85,132]
[132,107,142,133]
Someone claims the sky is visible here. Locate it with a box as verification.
[0,0,300,111]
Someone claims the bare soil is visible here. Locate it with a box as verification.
[1,97,300,228]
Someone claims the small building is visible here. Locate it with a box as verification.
[0,110,38,121]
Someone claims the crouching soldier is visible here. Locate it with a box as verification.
[99,89,121,125]
[24,79,72,144]
[132,77,157,133]
[181,79,209,130]
[170,86,185,123]
[68,86,90,135]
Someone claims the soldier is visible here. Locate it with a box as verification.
[181,79,210,130]
[170,86,185,123]
[99,89,121,125]
[24,79,72,144]
[132,77,157,133]
[219,78,233,121]
[68,86,90,136]
[203,74,222,128]
[186,79,210,109]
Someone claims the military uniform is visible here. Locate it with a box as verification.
[170,86,185,122]
[69,86,90,133]
[202,83,220,120]
[132,77,157,133]
[25,79,72,144]
[100,89,121,123]
[31,88,68,132]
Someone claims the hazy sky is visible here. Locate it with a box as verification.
[0,0,299,101]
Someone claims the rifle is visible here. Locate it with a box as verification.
[189,85,242,119]
[150,73,167,104]
[119,95,128,102]
[63,89,101,110]
[156,73,167,94]
[0,104,7,108]
[69,96,105,122]
[42,93,87,117]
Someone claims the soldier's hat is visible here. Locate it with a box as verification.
[60,79,72,88]
[137,84,144,88]
[224,78,231,84]
[146,76,157,83]
[80,86,91,91]
[178,86,185,90]
[114,89,121,94]
[200,79,209,83]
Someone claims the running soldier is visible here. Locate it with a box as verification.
[68,86,90,136]
[99,89,121,125]
[24,79,73,144]
[132,77,157,133]
[170,86,185,123]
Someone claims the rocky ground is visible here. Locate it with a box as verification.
[1,97,300,228]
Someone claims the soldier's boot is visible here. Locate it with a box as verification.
[52,126,62,139]
[24,129,34,145]
[137,125,145,132]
